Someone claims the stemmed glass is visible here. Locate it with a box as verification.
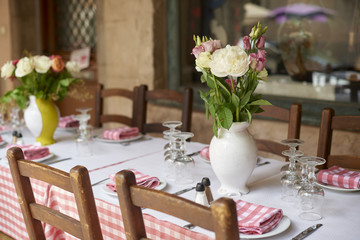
[172,132,195,185]
[280,139,304,175]
[10,107,24,133]
[297,156,326,221]
[280,139,304,202]
[163,121,182,150]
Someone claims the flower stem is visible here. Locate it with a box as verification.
[211,73,221,103]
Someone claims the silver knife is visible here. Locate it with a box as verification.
[292,224,323,240]
[172,186,196,196]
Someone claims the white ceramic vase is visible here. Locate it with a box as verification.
[209,122,257,196]
[24,96,42,137]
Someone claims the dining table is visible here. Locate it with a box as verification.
[0,127,359,240]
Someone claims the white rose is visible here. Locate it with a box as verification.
[65,61,80,73]
[195,52,211,71]
[209,45,250,77]
[15,57,34,77]
[1,61,15,79]
[34,55,51,73]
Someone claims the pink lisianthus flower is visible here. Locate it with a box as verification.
[225,78,237,92]
[243,36,251,50]
[191,45,205,58]
[191,39,221,58]
[249,50,267,72]
[256,36,266,49]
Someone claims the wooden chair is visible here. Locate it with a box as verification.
[317,107,360,169]
[115,170,240,240]
[137,85,193,134]
[7,147,103,240]
[254,103,302,158]
[56,82,102,127]
[97,85,140,128]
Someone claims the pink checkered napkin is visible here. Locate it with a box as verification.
[317,165,360,189]
[200,146,210,160]
[235,200,283,235]
[7,144,50,161]
[0,125,9,132]
[58,115,79,128]
[102,127,139,140]
[106,169,160,192]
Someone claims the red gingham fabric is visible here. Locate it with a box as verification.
[58,115,79,128]
[317,165,360,189]
[7,144,50,160]
[0,163,213,240]
[102,127,139,140]
[200,146,210,160]
[106,169,160,191]
[235,199,283,235]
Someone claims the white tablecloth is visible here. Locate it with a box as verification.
[0,128,359,239]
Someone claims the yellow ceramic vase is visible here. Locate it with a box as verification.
[35,97,58,145]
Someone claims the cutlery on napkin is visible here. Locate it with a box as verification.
[7,144,50,161]
[235,199,283,235]
[317,165,360,189]
[58,115,79,128]
[102,127,139,140]
[106,169,160,191]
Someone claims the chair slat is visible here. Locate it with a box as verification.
[115,170,239,240]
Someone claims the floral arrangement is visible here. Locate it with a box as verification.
[192,22,271,136]
[0,54,81,109]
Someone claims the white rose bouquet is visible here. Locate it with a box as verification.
[192,22,271,136]
[0,54,81,109]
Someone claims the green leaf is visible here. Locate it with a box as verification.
[231,93,240,107]
[240,91,252,108]
[249,99,272,106]
[217,106,233,129]
[213,121,218,137]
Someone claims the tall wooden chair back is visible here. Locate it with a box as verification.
[254,103,302,158]
[137,85,193,134]
[7,147,103,240]
[56,82,102,127]
[115,170,240,240]
[97,85,140,128]
[317,107,360,169]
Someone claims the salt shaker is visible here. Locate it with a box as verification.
[194,183,209,207]
[202,177,214,204]
[16,133,24,145]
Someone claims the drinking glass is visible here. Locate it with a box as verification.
[162,121,182,150]
[297,156,326,221]
[172,132,195,185]
[280,148,303,202]
[73,113,93,157]
[280,139,304,175]
[10,107,24,133]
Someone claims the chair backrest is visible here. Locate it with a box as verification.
[97,85,140,128]
[115,170,240,240]
[56,82,102,127]
[137,85,193,134]
[7,147,103,240]
[317,107,360,169]
[254,103,302,157]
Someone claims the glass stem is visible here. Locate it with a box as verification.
[308,165,316,186]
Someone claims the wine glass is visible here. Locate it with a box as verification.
[172,132,195,185]
[280,148,303,202]
[297,156,326,221]
[162,121,182,150]
[280,139,304,175]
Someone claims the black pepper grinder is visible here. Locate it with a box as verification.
[194,182,209,207]
[16,132,24,145]
[202,177,214,204]
[11,130,18,144]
